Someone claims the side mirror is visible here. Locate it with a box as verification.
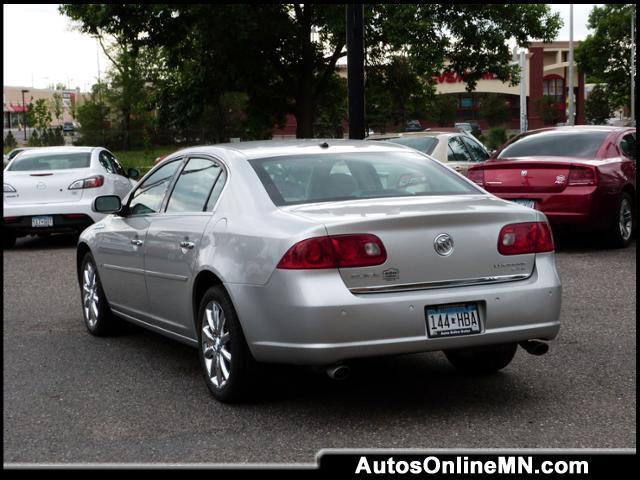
[93,195,122,214]
[127,168,140,180]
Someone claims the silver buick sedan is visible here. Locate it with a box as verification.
[77,140,561,402]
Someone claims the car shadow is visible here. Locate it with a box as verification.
[13,233,79,250]
[553,230,635,253]
[117,321,538,415]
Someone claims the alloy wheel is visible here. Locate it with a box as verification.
[82,263,99,328]
[619,198,633,241]
[202,301,232,388]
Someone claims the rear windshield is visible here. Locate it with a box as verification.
[498,131,609,159]
[385,136,439,155]
[249,152,480,206]
[8,152,91,171]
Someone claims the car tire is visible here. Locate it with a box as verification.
[197,285,256,403]
[3,231,16,249]
[444,343,518,374]
[606,192,635,248]
[79,252,119,336]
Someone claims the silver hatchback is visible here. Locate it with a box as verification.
[78,140,561,402]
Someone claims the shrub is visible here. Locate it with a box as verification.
[486,127,508,150]
[585,84,613,125]
[4,131,17,150]
[478,93,510,127]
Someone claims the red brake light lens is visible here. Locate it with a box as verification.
[467,168,484,186]
[498,222,554,255]
[277,234,387,269]
[568,166,596,186]
[68,175,105,190]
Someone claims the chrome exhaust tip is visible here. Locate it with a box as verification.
[326,364,351,380]
[519,340,549,356]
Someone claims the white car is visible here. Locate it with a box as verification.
[3,146,139,248]
[368,129,491,176]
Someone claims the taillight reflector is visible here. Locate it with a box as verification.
[568,166,596,186]
[467,168,484,186]
[68,175,104,190]
[277,234,387,269]
[498,222,554,255]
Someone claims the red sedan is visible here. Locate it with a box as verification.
[467,126,636,247]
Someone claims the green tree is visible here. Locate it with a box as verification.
[478,93,510,127]
[75,84,112,147]
[536,96,563,125]
[576,4,636,111]
[51,92,64,122]
[366,56,434,133]
[585,84,614,125]
[427,95,458,127]
[60,4,561,138]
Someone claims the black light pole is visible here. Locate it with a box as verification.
[21,89,29,141]
[346,4,365,139]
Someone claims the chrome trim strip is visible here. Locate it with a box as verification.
[101,264,188,282]
[145,269,189,282]
[101,264,145,276]
[349,273,531,294]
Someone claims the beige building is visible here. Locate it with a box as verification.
[3,86,86,130]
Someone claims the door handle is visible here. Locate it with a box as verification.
[131,239,144,247]
[180,241,195,250]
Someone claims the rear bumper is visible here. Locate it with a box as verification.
[494,186,613,230]
[3,200,104,236]
[226,253,562,365]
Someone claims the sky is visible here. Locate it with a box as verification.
[3,4,602,91]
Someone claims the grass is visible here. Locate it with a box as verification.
[112,145,181,172]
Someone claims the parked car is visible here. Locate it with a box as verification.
[404,119,424,132]
[3,146,140,248]
[79,139,561,403]
[368,129,491,176]
[462,120,482,137]
[454,122,479,138]
[63,122,75,134]
[3,147,34,168]
[467,126,636,247]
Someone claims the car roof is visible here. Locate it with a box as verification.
[368,129,468,141]
[526,125,634,135]
[166,139,414,161]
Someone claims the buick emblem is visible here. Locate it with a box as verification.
[434,233,454,257]
[521,170,528,177]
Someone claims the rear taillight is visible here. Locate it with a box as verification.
[277,234,387,269]
[68,175,104,190]
[498,222,554,255]
[4,216,18,223]
[568,166,597,186]
[467,168,484,186]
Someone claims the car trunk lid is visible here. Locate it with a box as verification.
[3,169,89,204]
[284,195,538,291]
[480,157,586,194]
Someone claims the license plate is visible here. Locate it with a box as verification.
[511,199,536,209]
[425,303,482,338]
[31,216,53,228]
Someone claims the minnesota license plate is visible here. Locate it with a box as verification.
[511,199,536,209]
[31,216,53,228]
[425,303,482,338]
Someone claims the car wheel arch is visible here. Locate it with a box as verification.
[76,242,92,282]
[192,269,230,330]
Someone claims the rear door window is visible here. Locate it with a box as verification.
[619,134,636,161]
[448,136,472,162]
[461,136,489,162]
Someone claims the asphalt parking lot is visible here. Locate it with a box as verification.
[3,233,636,464]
